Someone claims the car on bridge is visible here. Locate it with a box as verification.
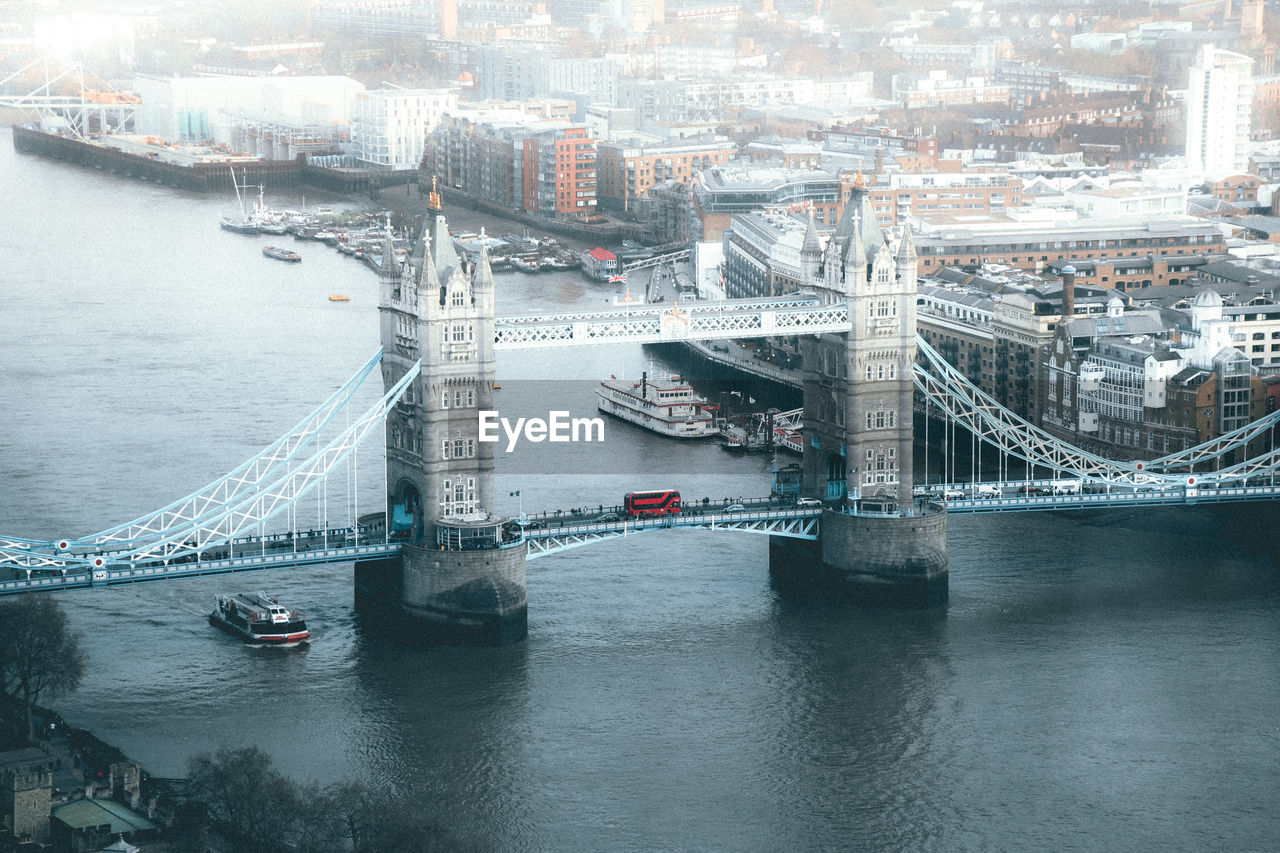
[724,504,746,513]
[598,512,620,522]
[941,487,965,500]
[796,497,823,507]
[975,484,1001,499]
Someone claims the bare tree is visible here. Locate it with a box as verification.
[323,781,381,853]
[187,747,298,852]
[0,595,86,742]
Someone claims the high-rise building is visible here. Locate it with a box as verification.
[1185,46,1254,177]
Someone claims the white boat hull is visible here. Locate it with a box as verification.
[595,388,719,439]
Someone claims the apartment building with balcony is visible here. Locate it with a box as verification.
[891,71,1010,109]
[523,126,599,221]
[865,171,1023,227]
[424,110,597,221]
[311,1,437,38]
[352,87,458,170]
[887,38,1010,71]
[618,74,873,123]
[720,209,813,300]
[596,138,736,212]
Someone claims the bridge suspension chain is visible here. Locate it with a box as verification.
[0,359,419,573]
[72,349,386,551]
[915,338,1280,486]
[105,360,421,565]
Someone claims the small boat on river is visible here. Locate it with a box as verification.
[210,593,309,646]
[263,246,302,262]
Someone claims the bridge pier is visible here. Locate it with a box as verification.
[354,547,527,645]
[769,505,948,607]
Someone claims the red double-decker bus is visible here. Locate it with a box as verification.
[624,490,681,516]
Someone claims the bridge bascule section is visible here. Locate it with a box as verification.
[7,189,1280,640]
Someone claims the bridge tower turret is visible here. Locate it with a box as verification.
[776,178,948,606]
[358,187,527,644]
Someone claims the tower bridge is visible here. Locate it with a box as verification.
[5,184,1280,643]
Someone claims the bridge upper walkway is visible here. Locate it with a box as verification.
[493,294,848,349]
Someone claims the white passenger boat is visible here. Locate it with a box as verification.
[210,593,310,646]
[596,373,720,438]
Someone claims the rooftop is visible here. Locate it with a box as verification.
[52,798,159,834]
[700,165,840,193]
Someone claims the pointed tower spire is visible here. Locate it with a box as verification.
[417,228,441,319]
[379,216,400,290]
[895,225,916,265]
[843,210,867,286]
[800,205,822,286]
[474,226,494,299]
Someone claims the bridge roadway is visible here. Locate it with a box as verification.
[5,483,1279,597]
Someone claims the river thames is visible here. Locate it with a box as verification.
[2,128,1279,851]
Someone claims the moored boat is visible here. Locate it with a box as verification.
[220,216,259,234]
[210,593,309,645]
[262,246,302,262]
[596,373,720,438]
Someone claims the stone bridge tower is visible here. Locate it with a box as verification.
[773,176,948,605]
[356,189,527,644]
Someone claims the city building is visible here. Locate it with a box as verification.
[1186,46,1254,177]
[618,74,873,123]
[473,45,620,105]
[131,74,366,152]
[886,39,1009,71]
[914,219,1228,276]
[823,126,939,161]
[1041,287,1266,456]
[890,71,1010,109]
[866,171,1023,227]
[1042,255,1210,293]
[311,1,437,38]
[916,279,997,397]
[721,209,812,300]
[596,137,736,212]
[424,110,598,221]
[1207,174,1263,206]
[352,88,458,170]
[745,139,823,168]
[692,164,846,241]
[523,126,598,220]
